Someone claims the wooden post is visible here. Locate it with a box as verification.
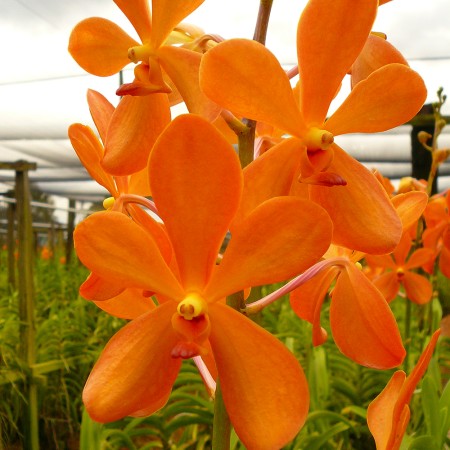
[12,161,39,450]
[66,198,76,265]
[409,104,438,194]
[5,190,16,289]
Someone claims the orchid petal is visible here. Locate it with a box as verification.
[206,197,332,301]
[128,168,152,196]
[367,371,407,450]
[391,191,428,232]
[113,0,152,43]
[74,211,184,300]
[149,115,242,291]
[405,248,435,270]
[372,272,400,303]
[68,18,137,76]
[440,246,450,278]
[208,302,309,449]
[83,302,181,422]
[350,34,409,88]
[158,46,221,121]
[392,233,412,265]
[309,145,402,254]
[297,0,377,125]
[68,124,118,196]
[232,138,302,229]
[325,64,427,135]
[94,288,155,320]
[402,272,433,304]
[86,89,115,144]
[151,0,205,49]
[368,330,440,450]
[80,272,125,301]
[331,264,405,368]
[103,93,171,175]
[290,267,340,346]
[200,39,305,137]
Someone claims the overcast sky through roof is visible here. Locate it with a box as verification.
[1,0,450,221]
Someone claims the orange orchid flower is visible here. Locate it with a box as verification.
[69,89,173,318]
[200,0,427,254]
[68,0,219,120]
[69,89,157,197]
[74,114,333,448]
[423,190,450,278]
[367,329,441,450]
[289,245,405,369]
[365,233,435,305]
[349,33,409,88]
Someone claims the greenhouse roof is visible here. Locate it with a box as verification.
[1,0,450,201]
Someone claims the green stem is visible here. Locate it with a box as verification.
[212,380,231,450]
[237,0,273,169]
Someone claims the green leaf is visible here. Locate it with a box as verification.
[408,434,439,450]
[421,376,441,439]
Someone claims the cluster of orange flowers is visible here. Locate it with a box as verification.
[68,0,446,448]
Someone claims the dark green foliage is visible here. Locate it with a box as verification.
[1,250,449,449]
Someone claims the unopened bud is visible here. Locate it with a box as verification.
[417,131,432,144]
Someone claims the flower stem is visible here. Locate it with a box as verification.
[237,0,274,169]
[212,380,231,450]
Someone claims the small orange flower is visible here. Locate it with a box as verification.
[365,233,435,304]
[74,115,333,448]
[367,329,441,450]
[68,0,219,118]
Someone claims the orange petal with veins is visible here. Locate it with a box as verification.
[149,115,242,292]
[350,34,408,88]
[297,0,377,125]
[367,330,440,450]
[83,302,180,422]
[331,264,405,368]
[86,89,115,144]
[208,302,309,449]
[205,197,332,301]
[80,272,125,301]
[372,272,400,303]
[391,191,428,232]
[330,264,405,369]
[68,124,118,196]
[68,18,137,76]
[94,288,155,320]
[74,211,184,300]
[200,39,305,137]
[232,138,302,229]
[367,371,408,450]
[103,93,171,175]
[113,0,152,43]
[158,46,221,121]
[151,0,205,49]
[403,272,433,304]
[325,64,427,135]
[309,145,402,254]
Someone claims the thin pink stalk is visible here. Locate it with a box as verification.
[245,257,348,314]
[113,194,159,216]
[193,356,216,398]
